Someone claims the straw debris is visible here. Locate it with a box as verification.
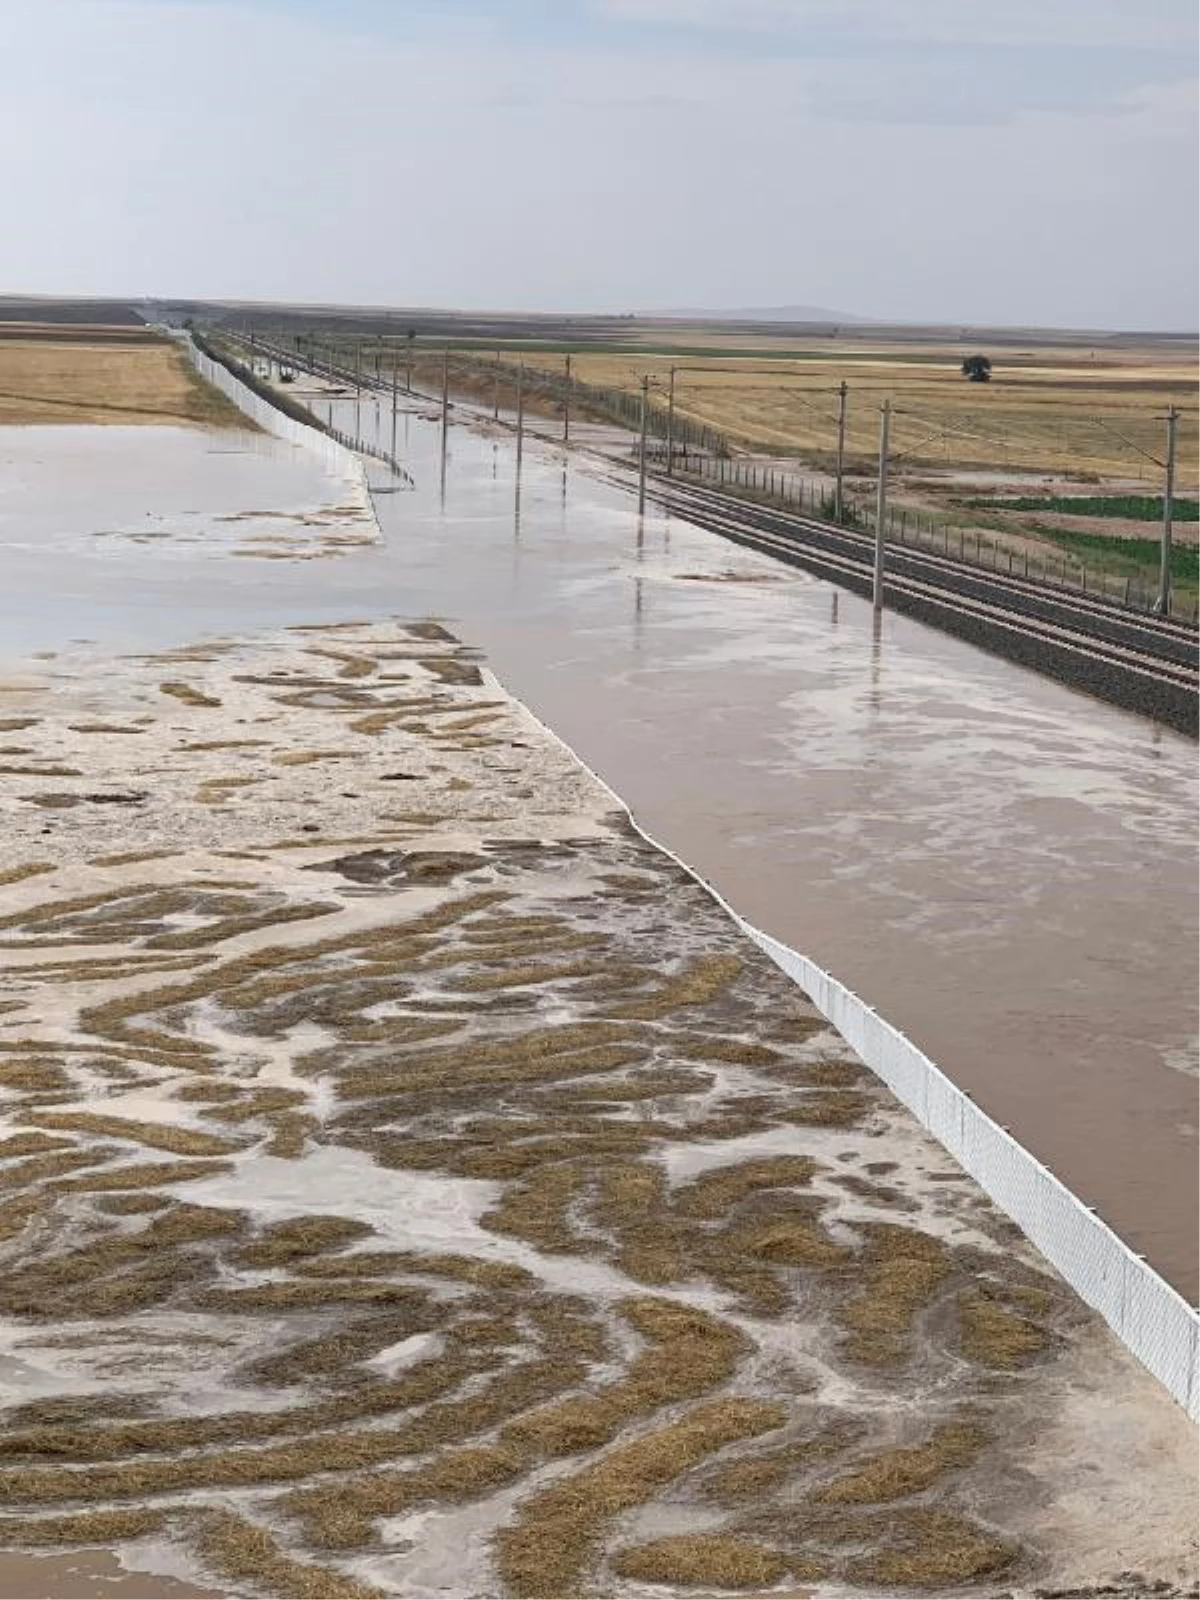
[190,1508,386,1599]
[959,1288,1049,1367]
[839,1225,950,1366]
[160,682,221,708]
[29,1113,243,1158]
[494,1398,787,1597]
[846,1508,1013,1587]
[609,954,743,1020]
[611,1534,791,1589]
[235,1216,374,1268]
[818,1421,985,1503]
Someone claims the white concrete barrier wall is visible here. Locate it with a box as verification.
[512,691,1200,1419]
[744,926,1200,1420]
[173,334,377,525]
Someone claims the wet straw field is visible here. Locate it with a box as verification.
[0,621,1194,1597]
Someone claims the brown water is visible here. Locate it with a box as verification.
[1,394,1195,1297]
[0,1553,215,1599]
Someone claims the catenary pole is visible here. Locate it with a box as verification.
[834,380,848,522]
[873,400,891,615]
[638,376,650,514]
[1156,406,1179,615]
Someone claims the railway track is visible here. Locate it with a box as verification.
[636,475,1198,736]
[228,337,1198,735]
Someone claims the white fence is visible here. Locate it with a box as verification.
[743,927,1199,1420]
[173,333,377,526]
[515,699,1199,1420]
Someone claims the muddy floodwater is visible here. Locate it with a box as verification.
[0,423,373,572]
[0,395,1195,1299]
[0,1550,215,1599]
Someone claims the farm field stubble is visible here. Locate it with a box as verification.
[0,618,1194,1600]
[0,325,245,427]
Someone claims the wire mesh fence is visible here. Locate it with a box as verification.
[671,450,1194,616]
[240,331,1199,624]
[744,925,1200,1420]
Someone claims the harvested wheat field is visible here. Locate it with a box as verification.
[0,621,1194,1598]
[495,336,1199,484]
[0,325,245,427]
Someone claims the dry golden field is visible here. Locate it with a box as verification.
[278,321,1200,604]
[0,325,244,427]
[501,339,1199,486]
[391,330,1196,606]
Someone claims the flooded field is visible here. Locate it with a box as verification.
[0,389,1195,1305]
[0,424,375,581]
[371,392,1200,1299]
[0,1549,215,1600]
[0,619,1194,1598]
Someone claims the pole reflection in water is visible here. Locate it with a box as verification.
[867,610,884,718]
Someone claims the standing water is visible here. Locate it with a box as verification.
[1,390,1195,1297]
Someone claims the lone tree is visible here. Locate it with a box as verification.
[962,353,992,382]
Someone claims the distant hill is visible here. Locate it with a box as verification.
[0,295,145,326]
[645,304,865,324]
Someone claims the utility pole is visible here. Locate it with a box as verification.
[562,353,571,445]
[873,400,891,616]
[834,380,848,523]
[666,366,676,478]
[638,375,650,515]
[390,349,399,461]
[406,333,414,395]
[353,338,361,443]
[493,357,501,422]
[515,362,525,471]
[440,349,449,430]
[1156,406,1179,616]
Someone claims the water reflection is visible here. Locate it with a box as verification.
[3,391,1195,1295]
[351,395,1196,1296]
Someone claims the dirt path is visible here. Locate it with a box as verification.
[0,622,1194,1598]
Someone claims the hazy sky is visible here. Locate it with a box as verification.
[3,0,1196,328]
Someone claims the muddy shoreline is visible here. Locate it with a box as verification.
[0,620,1194,1598]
